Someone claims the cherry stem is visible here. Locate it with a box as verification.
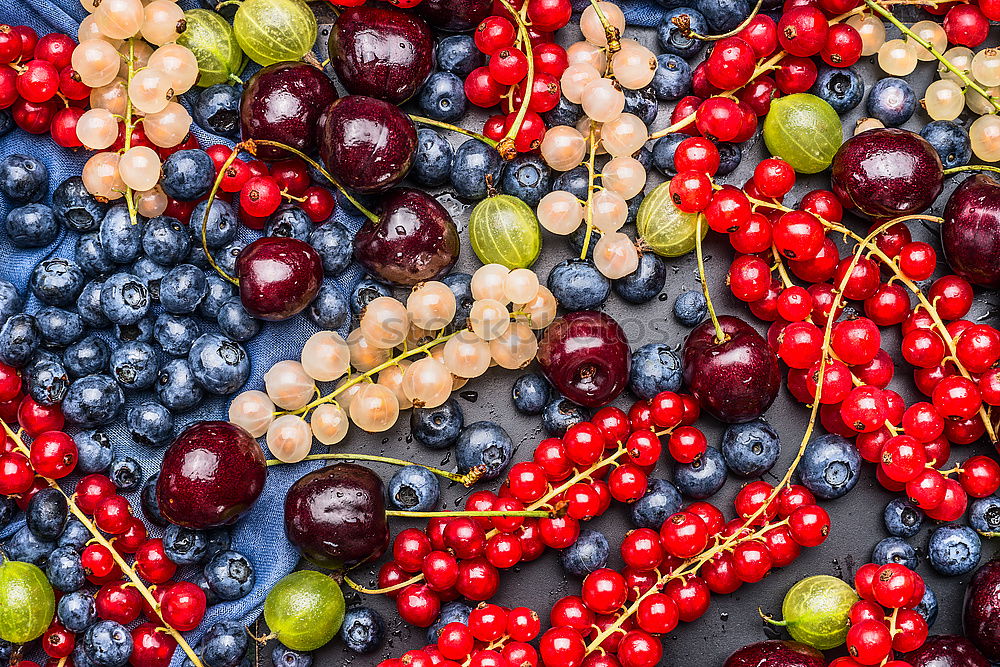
[384,509,556,519]
[579,125,600,261]
[265,452,483,487]
[496,0,534,160]
[943,164,1000,176]
[408,115,498,148]
[343,574,421,596]
[0,419,206,667]
[200,143,244,286]
[672,0,763,41]
[586,0,622,53]
[693,214,727,344]
[758,610,788,626]
[863,0,1000,114]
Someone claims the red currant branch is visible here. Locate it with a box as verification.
[496,0,535,160]
[862,0,1000,114]
[0,419,206,667]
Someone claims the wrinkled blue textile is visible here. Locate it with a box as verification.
[0,0,666,662]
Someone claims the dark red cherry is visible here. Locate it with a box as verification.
[537,311,631,408]
[417,0,493,31]
[236,237,323,321]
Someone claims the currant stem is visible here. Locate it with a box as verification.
[496,0,535,160]
[123,38,139,227]
[943,164,1000,176]
[863,0,1000,114]
[264,452,480,487]
[586,0,622,53]
[384,509,556,519]
[408,115,498,148]
[694,214,727,344]
[673,0,763,41]
[579,125,600,261]
[343,574,421,596]
[0,419,206,667]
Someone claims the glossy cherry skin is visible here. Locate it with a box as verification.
[329,6,434,104]
[904,636,990,667]
[683,315,780,423]
[284,463,390,572]
[236,237,323,321]
[157,421,267,529]
[319,95,417,194]
[942,174,1000,288]
[240,62,338,161]
[965,560,1000,660]
[723,641,825,667]
[354,188,460,286]
[417,0,492,32]
[537,311,631,408]
[831,128,943,220]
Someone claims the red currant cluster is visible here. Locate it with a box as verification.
[832,563,930,666]
[466,0,572,152]
[0,27,91,143]
[368,392,706,629]
[925,0,992,46]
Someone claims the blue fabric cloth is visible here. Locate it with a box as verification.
[0,0,667,662]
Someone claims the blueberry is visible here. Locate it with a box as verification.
[388,465,440,512]
[542,397,590,436]
[811,65,864,114]
[716,142,742,176]
[694,0,749,32]
[26,357,69,405]
[674,446,727,499]
[512,373,550,415]
[203,527,232,561]
[652,133,687,177]
[552,166,589,200]
[0,154,48,203]
[157,358,205,411]
[164,524,208,565]
[141,473,167,527]
[109,456,143,491]
[629,343,682,399]
[0,110,10,137]
[335,189,377,219]
[350,277,391,315]
[204,550,255,600]
[674,290,708,326]
[116,317,154,344]
[6,202,58,248]
[110,341,158,390]
[410,397,464,450]
[872,536,918,569]
[161,149,215,201]
[721,419,780,477]
[442,272,473,329]
[418,71,467,122]
[501,153,552,207]
[309,222,353,275]
[27,487,68,541]
[77,233,115,277]
[560,529,610,576]
[59,519,91,551]
[0,313,40,368]
[217,241,245,277]
[30,257,84,306]
[658,8,707,58]
[543,96,584,127]
[140,216,191,268]
[427,602,473,644]
[101,273,150,325]
[0,279,22,326]
[456,421,513,480]
[37,307,83,349]
[305,280,349,331]
[99,207,143,264]
[191,198,238,249]
[83,620,132,667]
[6,525,55,565]
[58,590,97,633]
[613,251,665,304]
[199,620,248,667]
[921,120,971,170]
[188,333,249,395]
[217,298,261,342]
[200,274,234,319]
[265,205,313,241]
[547,259,609,311]
[914,585,938,627]
[634,148,654,172]
[62,374,124,427]
[651,53,692,101]
[340,607,384,654]
[53,176,107,232]
[631,478,683,529]
[63,336,109,380]
[154,314,201,357]
[451,139,504,200]
[969,494,1000,536]
[160,264,207,314]
[193,85,241,137]
[0,497,14,531]
[411,128,454,188]
[883,498,923,538]
[271,645,312,667]
[623,86,658,126]
[74,644,95,667]
[798,433,860,499]
[866,77,916,127]
[75,281,109,330]
[46,546,85,592]
[436,35,484,76]
[928,525,981,576]
[74,429,113,473]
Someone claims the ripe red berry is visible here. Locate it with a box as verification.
[475,16,516,54]
[777,6,828,56]
[159,582,207,632]
[943,4,990,46]
[821,24,863,67]
[705,37,756,90]
[29,430,77,479]
[96,582,143,625]
[134,539,178,584]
